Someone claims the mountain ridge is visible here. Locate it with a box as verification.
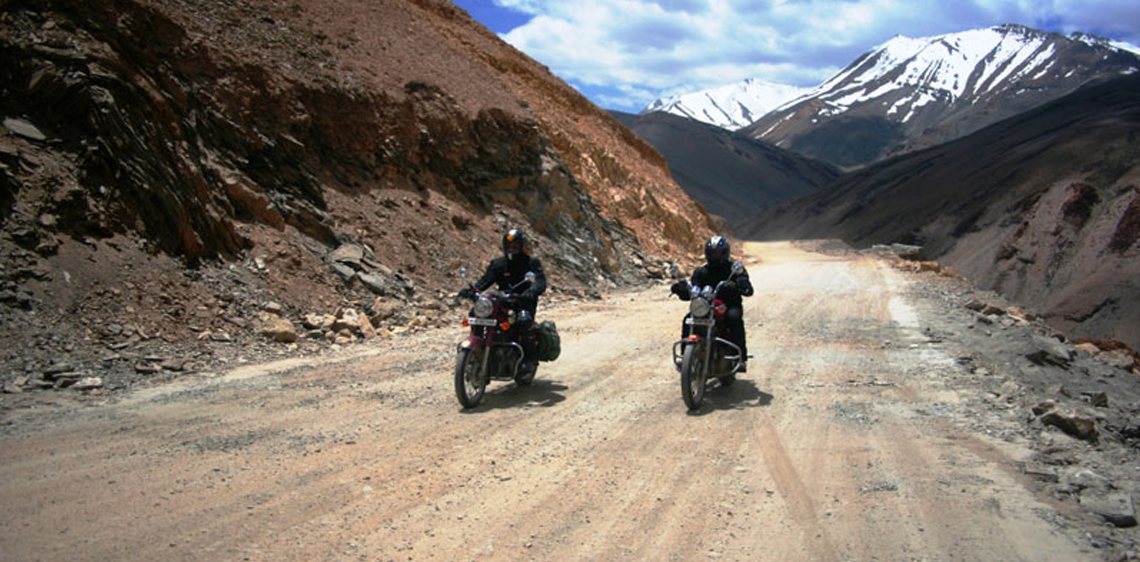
[742,24,1140,167]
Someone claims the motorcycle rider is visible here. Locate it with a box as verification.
[671,235,753,371]
[459,228,547,373]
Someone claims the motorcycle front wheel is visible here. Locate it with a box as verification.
[680,341,707,411]
[455,348,486,408]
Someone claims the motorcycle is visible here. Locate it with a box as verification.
[453,268,539,408]
[671,262,748,411]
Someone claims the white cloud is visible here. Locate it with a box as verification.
[492,0,1140,111]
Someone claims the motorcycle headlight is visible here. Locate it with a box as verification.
[690,297,711,318]
[473,297,494,318]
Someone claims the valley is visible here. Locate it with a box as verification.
[2,242,1137,561]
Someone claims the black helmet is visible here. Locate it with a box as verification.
[704,235,730,265]
[502,229,529,259]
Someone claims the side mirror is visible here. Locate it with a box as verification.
[668,263,681,280]
[525,271,537,283]
[459,267,468,279]
[731,262,744,276]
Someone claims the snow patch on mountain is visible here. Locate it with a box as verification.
[757,25,1140,135]
[643,78,811,130]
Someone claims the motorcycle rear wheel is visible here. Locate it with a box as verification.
[455,348,486,408]
[514,361,536,386]
[680,342,707,411]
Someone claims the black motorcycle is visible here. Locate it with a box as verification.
[671,262,747,411]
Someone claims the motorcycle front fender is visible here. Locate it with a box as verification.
[458,334,486,353]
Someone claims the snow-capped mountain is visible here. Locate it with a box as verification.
[642,79,811,130]
[740,24,1140,168]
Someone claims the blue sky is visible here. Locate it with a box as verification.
[450,0,1140,112]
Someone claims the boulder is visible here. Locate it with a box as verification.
[1074,342,1100,355]
[330,262,356,281]
[2,117,47,141]
[1031,399,1057,416]
[358,272,388,295]
[1079,491,1137,528]
[1026,334,1072,367]
[331,308,363,333]
[368,298,400,324]
[303,313,335,331]
[1060,467,1112,493]
[329,244,366,269]
[258,315,298,343]
[1040,409,1098,442]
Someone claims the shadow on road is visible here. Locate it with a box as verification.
[689,378,773,415]
[459,379,569,413]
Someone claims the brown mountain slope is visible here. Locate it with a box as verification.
[0,0,711,392]
[743,74,1140,348]
[610,109,839,230]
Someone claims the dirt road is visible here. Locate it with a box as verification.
[0,242,1101,561]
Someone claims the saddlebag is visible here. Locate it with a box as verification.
[536,320,561,362]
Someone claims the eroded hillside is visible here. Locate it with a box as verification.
[0,0,712,393]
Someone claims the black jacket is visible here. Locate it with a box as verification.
[688,260,753,308]
[473,254,547,313]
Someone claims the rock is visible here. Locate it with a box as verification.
[43,362,76,377]
[358,272,388,295]
[303,313,335,331]
[258,315,298,343]
[72,377,104,391]
[332,308,363,334]
[368,298,400,324]
[262,301,284,315]
[1027,335,1072,367]
[1023,462,1058,483]
[1080,492,1137,528]
[2,117,47,141]
[890,244,923,260]
[160,358,187,371]
[980,303,1007,316]
[330,262,356,281]
[134,363,161,374]
[1032,399,1057,416]
[1048,384,1074,398]
[329,244,366,269]
[1083,391,1109,408]
[1099,350,1136,371]
[3,382,22,394]
[210,332,233,343]
[1041,409,1098,442]
[1060,468,1112,493]
[357,314,376,340]
[1074,342,1101,355]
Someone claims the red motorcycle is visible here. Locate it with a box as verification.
[671,262,747,411]
[454,268,538,408]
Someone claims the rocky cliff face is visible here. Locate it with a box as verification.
[0,0,712,393]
